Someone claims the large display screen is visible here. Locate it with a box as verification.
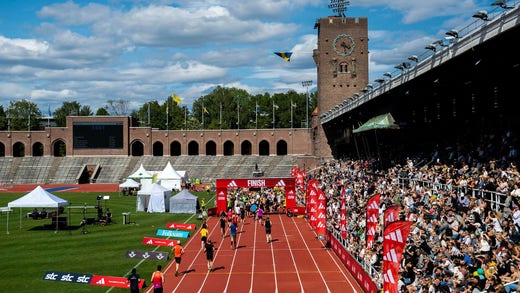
[73,122,124,149]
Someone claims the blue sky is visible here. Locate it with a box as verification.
[0,0,511,114]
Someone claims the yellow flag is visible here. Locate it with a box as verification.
[173,94,182,104]
[203,107,209,114]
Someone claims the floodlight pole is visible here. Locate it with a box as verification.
[301,80,312,128]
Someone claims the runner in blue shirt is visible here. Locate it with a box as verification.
[229,222,237,250]
[250,202,258,218]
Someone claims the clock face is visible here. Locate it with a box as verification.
[333,34,355,57]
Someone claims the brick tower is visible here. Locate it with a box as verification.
[312,14,369,158]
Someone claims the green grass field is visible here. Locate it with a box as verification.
[0,190,214,292]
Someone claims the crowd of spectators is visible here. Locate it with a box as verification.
[310,130,520,292]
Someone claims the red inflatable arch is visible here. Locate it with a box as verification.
[215,178,296,215]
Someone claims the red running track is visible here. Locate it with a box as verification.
[146,214,364,293]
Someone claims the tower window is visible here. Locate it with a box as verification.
[338,61,349,73]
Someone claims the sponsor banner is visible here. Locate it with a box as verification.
[156,229,190,238]
[329,235,378,293]
[383,221,412,293]
[125,250,169,261]
[340,187,347,239]
[42,271,145,290]
[143,237,179,247]
[315,188,327,238]
[216,178,295,189]
[215,177,296,215]
[90,275,136,289]
[286,189,296,210]
[43,271,92,285]
[384,205,400,228]
[291,206,306,215]
[166,222,196,230]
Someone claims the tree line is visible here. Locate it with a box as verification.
[0,86,316,131]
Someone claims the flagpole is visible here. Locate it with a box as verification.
[291,98,294,130]
[255,101,258,130]
[272,100,275,130]
[184,106,187,130]
[47,104,51,127]
[202,101,204,130]
[147,103,150,127]
[237,98,240,130]
[302,80,312,128]
[219,102,222,130]
[166,99,169,131]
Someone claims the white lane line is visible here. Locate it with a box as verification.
[269,215,278,293]
[280,214,305,293]
[170,216,220,293]
[322,243,361,293]
[248,218,258,293]
[291,216,331,293]
[222,219,246,292]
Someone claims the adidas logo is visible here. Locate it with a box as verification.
[367,214,378,223]
[227,181,238,188]
[384,228,407,243]
[383,248,400,263]
[367,201,379,210]
[276,180,286,186]
[96,278,105,285]
[383,267,396,284]
[385,214,397,222]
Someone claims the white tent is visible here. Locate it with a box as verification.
[127,164,153,189]
[169,189,199,214]
[119,178,141,189]
[136,182,171,213]
[7,186,69,233]
[157,161,183,191]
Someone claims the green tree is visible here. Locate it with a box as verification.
[95,107,110,116]
[79,105,93,116]
[5,99,41,131]
[53,101,81,127]
[0,105,6,130]
[164,95,184,130]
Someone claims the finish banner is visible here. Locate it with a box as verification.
[156,229,190,238]
[125,250,169,261]
[43,271,145,289]
[166,222,196,230]
[142,237,179,247]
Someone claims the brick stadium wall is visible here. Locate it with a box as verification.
[0,116,313,157]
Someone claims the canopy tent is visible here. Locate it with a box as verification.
[352,113,400,170]
[169,189,199,214]
[127,164,153,189]
[136,182,171,213]
[352,113,400,133]
[6,186,69,233]
[157,161,183,191]
[119,178,141,189]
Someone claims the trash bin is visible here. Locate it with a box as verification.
[122,212,131,225]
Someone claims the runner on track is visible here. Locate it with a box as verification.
[229,221,237,249]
